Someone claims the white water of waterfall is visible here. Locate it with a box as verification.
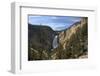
[52,35,59,49]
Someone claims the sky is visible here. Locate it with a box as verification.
[28,15,82,31]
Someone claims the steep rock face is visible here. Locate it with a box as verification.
[50,18,88,59]
[28,24,56,60]
[57,18,88,58]
[28,24,55,51]
[59,18,87,49]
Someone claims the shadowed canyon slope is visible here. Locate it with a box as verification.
[28,18,88,60]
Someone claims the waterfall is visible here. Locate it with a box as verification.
[52,35,59,49]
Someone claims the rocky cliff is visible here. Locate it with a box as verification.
[28,24,56,60]
[51,18,88,59]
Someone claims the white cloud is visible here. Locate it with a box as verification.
[51,16,58,19]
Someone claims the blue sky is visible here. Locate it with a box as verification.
[28,15,82,31]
